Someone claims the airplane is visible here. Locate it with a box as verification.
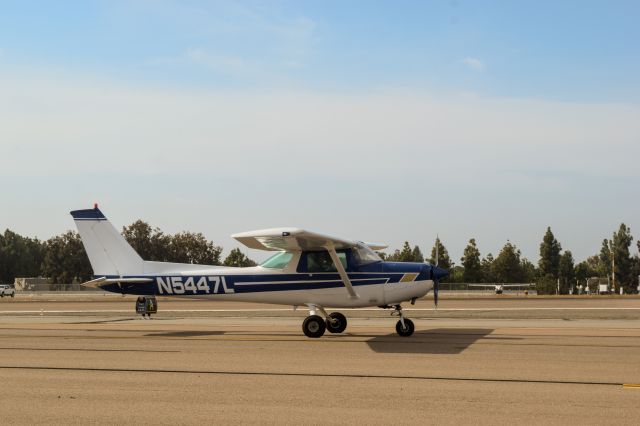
[71,205,448,338]
[468,283,534,295]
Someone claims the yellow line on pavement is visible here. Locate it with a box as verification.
[623,384,640,389]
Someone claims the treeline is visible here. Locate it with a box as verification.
[381,238,536,284]
[0,220,256,285]
[2,220,639,294]
[379,224,640,294]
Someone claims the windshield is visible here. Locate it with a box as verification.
[353,244,382,265]
[260,251,294,269]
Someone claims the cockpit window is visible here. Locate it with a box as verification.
[306,251,347,272]
[353,244,382,265]
[260,251,293,269]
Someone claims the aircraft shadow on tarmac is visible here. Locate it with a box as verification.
[142,329,521,354]
[365,328,509,354]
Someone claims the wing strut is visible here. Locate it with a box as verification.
[325,243,359,299]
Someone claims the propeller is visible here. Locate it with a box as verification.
[434,238,439,309]
[430,265,449,309]
[430,235,449,309]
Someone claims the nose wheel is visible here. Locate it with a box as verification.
[396,318,415,336]
[392,304,415,337]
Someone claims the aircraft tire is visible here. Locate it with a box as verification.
[302,315,326,338]
[395,318,414,337]
[326,312,347,334]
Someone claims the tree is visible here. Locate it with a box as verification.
[493,241,524,283]
[575,261,595,286]
[461,238,482,282]
[41,231,92,286]
[122,220,171,261]
[584,255,600,276]
[386,242,424,262]
[448,266,465,283]
[0,229,44,283]
[631,255,640,294]
[481,253,495,283]
[536,274,557,295]
[429,237,452,270]
[599,239,612,277]
[169,231,222,265]
[612,223,634,293]
[520,258,537,283]
[558,250,575,294]
[538,227,562,279]
[411,245,424,263]
[223,248,257,267]
[122,221,222,265]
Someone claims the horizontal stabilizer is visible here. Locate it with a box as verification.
[81,276,154,288]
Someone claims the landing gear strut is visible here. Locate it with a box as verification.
[392,304,414,337]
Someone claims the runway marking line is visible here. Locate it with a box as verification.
[0,365,624,388]
[623,384,640,389]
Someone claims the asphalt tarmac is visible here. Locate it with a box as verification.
[1,296,639,425]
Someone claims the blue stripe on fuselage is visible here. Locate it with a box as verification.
[99,272,409,296]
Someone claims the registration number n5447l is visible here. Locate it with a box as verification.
[156,276,234,295]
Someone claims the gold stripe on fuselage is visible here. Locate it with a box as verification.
[399,273,419,283]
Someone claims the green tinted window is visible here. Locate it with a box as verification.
[260,252,293,269]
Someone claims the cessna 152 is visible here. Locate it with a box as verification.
[72,206,448,338]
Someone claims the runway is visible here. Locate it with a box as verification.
[1,297,640,424]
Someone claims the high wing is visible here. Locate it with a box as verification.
[232,228,386,252]
[232,228,387,299]
[468,284,495,288]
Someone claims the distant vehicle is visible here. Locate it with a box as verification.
[0,284,15,298]
[71,205,449,338]
[468,283,534,295]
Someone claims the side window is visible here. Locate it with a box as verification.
[305,251,348,272]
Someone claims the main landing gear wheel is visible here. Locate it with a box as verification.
[326,312,347,334]
[302,315,326,338]
[396,318,415,337]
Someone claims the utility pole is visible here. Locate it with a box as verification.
[610,239,615,292]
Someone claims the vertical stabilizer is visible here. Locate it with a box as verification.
[70,206,144,276]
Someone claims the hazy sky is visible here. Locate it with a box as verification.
[1,0,639,263]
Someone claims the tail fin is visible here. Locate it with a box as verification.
[70,206,143,276]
